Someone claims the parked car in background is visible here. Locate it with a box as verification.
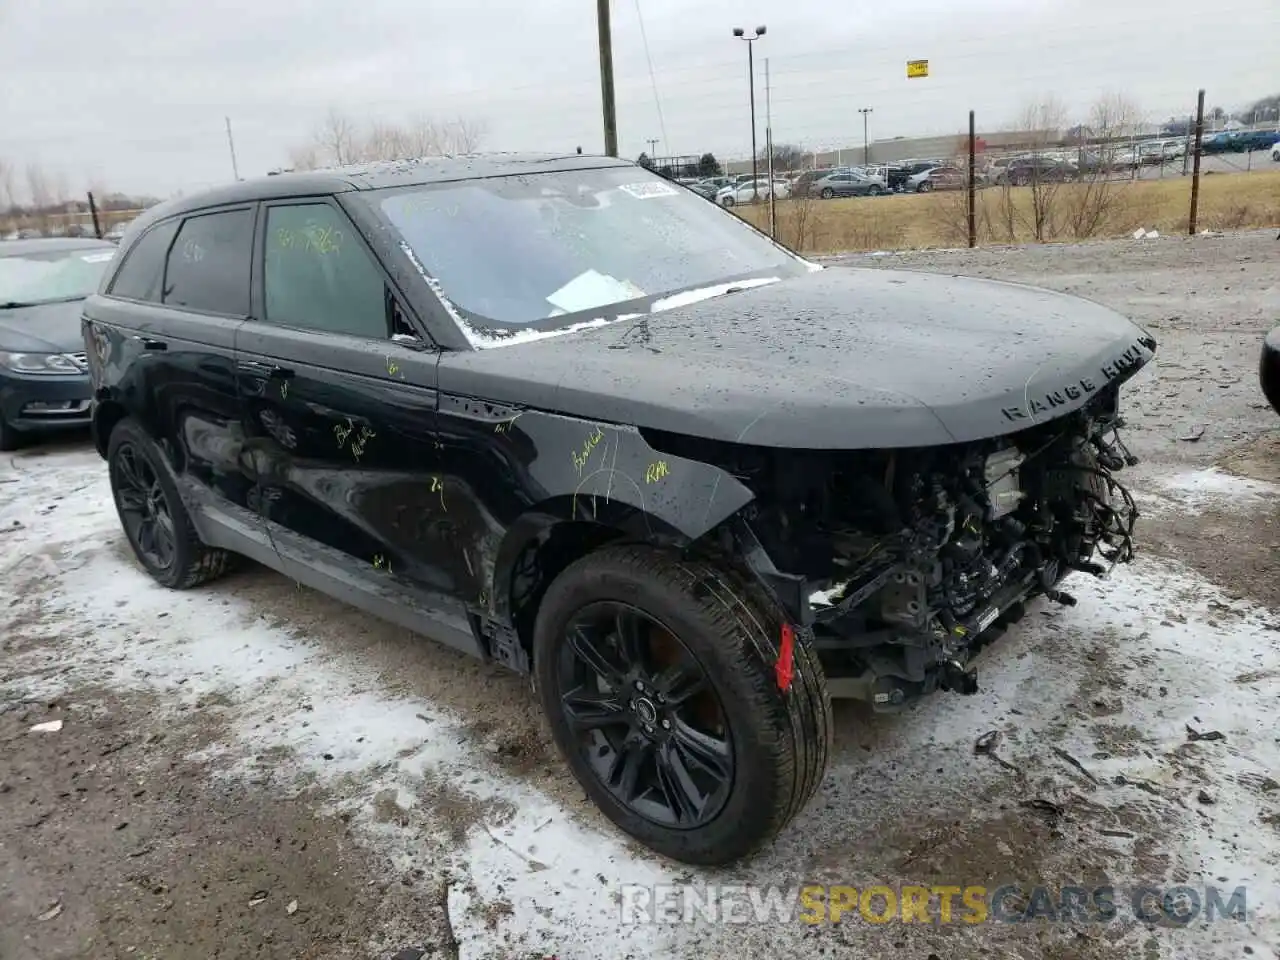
[686,181,720,200]
[789,168,843,198]
[717,178,790,206]
[887,160,944,192]
[0,237,117,449]
[811,170,887,198]
[82,153,1154,866]
[906,164,966,192]
[995,156,1077,186]
[1272,140,1280,161]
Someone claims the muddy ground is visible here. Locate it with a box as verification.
[2,229,1279,960]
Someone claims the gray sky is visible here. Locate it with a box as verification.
[1,0,1275,198]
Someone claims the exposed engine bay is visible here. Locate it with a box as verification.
[685,385,1140,706]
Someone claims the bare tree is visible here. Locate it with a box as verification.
[1017,96,1069,242]
[0,159,14,215]
[292,109,489,170]
[287,143,322,172]
[317,107,359,166]
[1061,92,1143,239]
[445,117,487,154]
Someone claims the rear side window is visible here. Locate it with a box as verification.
[108,219,179,302]
[163,209,253,316]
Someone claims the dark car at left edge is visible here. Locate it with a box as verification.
[0,237,117,450]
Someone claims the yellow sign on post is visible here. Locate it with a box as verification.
[907,59,929,79]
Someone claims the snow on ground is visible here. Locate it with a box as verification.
[3,443,1280,959]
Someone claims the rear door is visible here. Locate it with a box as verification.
[86,205,257,513]
[234,196,459,595]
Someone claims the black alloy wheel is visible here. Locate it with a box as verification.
[111,439,177,573]
[555,601,734,829]
[105,417,234,589]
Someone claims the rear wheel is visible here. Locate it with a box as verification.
[867,184,882,196]
[533,545,831,865]
[107,418,234,589]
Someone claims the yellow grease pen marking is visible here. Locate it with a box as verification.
[571,427,605,475]
[334,418,354,449]
[494,413,523,434]
[350,425,376,462]
[644,460,670,484]
[276,224,343,255]
[430,475,447,510]
[387,357,400,377]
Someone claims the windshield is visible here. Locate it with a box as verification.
[0,246,114,306]
[369,166,812,346]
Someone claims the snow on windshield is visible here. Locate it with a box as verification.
[377,167,815,348]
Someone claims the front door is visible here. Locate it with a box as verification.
[234,197,455,596]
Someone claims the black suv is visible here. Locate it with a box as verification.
[83,154,1154,865]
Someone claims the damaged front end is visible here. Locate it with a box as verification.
[661,385,1141,709]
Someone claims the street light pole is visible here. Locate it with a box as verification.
[859,107,873,165]
[733,25,766,202]
[646,137,659,157]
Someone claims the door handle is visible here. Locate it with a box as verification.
[238,360,294,380]
[135,337,167,351]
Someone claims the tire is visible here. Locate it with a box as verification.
[867,185,882,196]
[107,417,233,589]
[0,419,22,452]
[532,544,831,866]
[917,180,933,193]
[721,196,735,207]
[820,187,834,199]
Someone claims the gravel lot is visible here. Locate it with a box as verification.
[2,229,1279,960]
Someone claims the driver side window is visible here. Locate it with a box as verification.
[263,203,389,339]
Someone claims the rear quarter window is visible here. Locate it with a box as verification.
[107,219,180,302]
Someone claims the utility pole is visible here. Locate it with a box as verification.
[967,110,976,249]
[859,108,874,165]
[597,0,618,156]
[1189,89,1205,235]
[225,116,240,181]
[765,57,776,239]
[646,138,659,157]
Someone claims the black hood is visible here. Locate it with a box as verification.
[0,299,88,353]
[437,267,1156,449]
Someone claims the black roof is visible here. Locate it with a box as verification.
[130,152,637,235]
[0,237,117,257]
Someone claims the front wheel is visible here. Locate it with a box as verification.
[107,418,234,589]
[721,196,735,207]
[917,180,933,193]
[533,545,831,866]
[820,187,834,199]
[0,418,22,452]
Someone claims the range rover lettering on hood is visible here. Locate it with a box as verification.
[1000,336,1156,424]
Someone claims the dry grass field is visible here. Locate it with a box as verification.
[737,169,1280,253]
